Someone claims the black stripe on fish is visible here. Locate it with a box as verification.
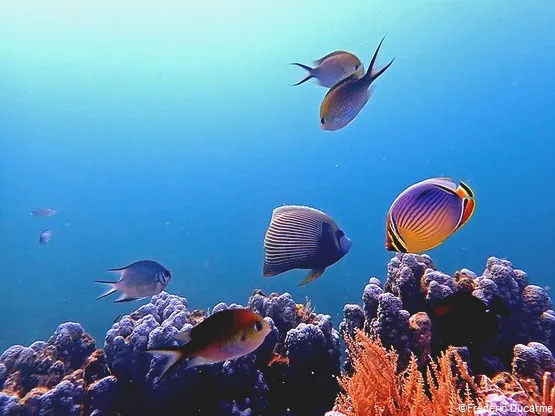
[263,207,339,276]
[409,193,452,233]
[459,180,474,198]
[403,189,446,229]
[387,220,407,252]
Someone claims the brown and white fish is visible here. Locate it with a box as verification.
[146,308,271,379]
[320,36,394,131]
[291,50,364,88]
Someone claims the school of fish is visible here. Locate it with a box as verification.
[28,36,491,380]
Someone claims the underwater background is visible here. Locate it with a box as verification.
[0,0,554,354]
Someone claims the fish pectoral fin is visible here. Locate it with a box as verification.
[297,269,325,286]
[94,281,117,300]
[173,328,192,343]
[184,355,214,370]
[145,346,186,380]
[114,294,145,303]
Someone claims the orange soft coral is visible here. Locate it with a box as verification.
[334,330,477,416]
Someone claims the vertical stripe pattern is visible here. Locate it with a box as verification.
[386,178,475,253]
[263,205,334,276]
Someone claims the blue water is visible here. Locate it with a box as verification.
[1,1,554,352]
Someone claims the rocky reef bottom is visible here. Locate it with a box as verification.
[1,254,555,416]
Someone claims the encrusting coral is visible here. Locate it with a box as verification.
[104,290,340,416]
[0,323,116,415]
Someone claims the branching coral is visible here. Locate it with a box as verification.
[332,331,555,416]
[333,330,477,416]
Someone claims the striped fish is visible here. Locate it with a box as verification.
[263,205,351,286]
[386,178,476,253]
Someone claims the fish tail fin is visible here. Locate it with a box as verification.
[145,346,189,380]
[95,281,118,300]
[454,181,476,232]
[456,180,475,199]
[297,268,325,286]
[290,63,314,86]
[364,36,394,85]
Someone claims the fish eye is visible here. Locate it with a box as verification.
[254,321,264,332]
[320,117,325,125]
[355,65,359,69]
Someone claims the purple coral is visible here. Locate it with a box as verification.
[339,254,555,381]
[474,394,527,416]
[512,341,555,385]
[369,293,411,367]
[0,323,115,416]
[103,290,339,416]
[385,253,434,313]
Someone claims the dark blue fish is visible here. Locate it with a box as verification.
[95,260,171,303]
[431,291,510,349]
[31,208,59,217]
[39,229,52,245]
[263,205,351,286]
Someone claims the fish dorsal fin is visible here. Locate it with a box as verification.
[298,268,325,286]
[326,71,362,92]
[456,180,475,199]
[272,205,327,220]
[174,328,192,343]
[423,177,458,195]
[314,50,350,65]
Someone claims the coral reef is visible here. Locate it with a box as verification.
[103,290,340,416]
[2,254,554,416]
[336,254,555,415]
[0,323,116,416]
[341,254,555,376]
[331,331,555,416]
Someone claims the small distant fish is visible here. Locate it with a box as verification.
[291,50,364,88]
[39,229,52,245]
[386,178,476,253]
[320,36,394,131]
[31,208,59,217]
[263,205,351,286]
[145,308,271,379]
[431,291,509,349]
[113,314,122,324]
[95,260,171,303]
